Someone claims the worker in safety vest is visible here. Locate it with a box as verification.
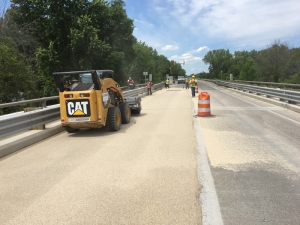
[146,80,153,95]
[165,78,170,89]
[189,75,197,97]
[185,77,189,89]
[127,77,135,90]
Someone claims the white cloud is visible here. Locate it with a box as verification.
[187,46,210,54]
[222,2,296,46]
[170,53,202,64]
[134,19,154,27]
[161,45,179,51]
[154,0,300,49]
[196,46,210,52]
[126,0,300,74]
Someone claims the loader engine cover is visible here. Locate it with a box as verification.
[66,100,91,117]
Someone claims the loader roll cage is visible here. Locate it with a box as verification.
[52,70,114,92]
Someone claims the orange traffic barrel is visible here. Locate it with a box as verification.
[195,83,198,93]
[198,92,211,116]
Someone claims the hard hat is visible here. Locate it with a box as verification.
[192,75,195,78]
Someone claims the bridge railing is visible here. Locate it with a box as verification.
[0,83,154,110]
[210,80,300,104]
[233,80,300,90]
[0,83,164,138]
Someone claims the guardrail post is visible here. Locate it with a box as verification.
[24,107,45,130]
[41,100,47,108]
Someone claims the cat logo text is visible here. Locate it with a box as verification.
[66,100,91,117]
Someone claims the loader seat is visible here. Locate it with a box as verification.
[98,70,114,79]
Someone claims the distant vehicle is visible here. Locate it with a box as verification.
[177,76,185,84]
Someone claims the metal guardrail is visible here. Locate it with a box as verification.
[0,96,59,109]
[1,106,60,138]
[0,84,149,109]
[211,80,300,104]
[233,80,300,89]
[0,83,164,138]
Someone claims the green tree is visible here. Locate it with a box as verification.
[202,49,233,79]
[239,58,256,80]
[285,71,300,84]
[130,42,180,84]
[69,15,111,70]
[11,0,137,86]
[255,39,293,82]
[0,37,36,114]
[1,7,39,82]
[170,61,185,79]
[11,0,89,95]
[88,0,136,83]
[228,50,258,81]
[284,47,300,83]
[196,71,210,79]
[7,10,37,56]
[128,41,154,83]
[154,54,170,82]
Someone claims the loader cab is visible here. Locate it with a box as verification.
[79,70,114,83]
[53,70,102,92]
[96,70,114,79]
[79,73,93,83]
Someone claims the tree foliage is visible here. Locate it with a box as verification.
[202,40,300,83]
[202,49,233,79]
[0,0,178,100]
[10,0,136,91]
[1,0,300,115]
[122,41,184,84]
[0,37,36,114]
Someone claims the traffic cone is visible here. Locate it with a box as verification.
[195,84,198,93]
[198,92,211,117]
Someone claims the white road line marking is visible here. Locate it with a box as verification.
[213,107,282,110]
[192,101,224,225]
[218,89,300,125]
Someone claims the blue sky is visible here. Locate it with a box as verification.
[2,0,300,75]
[124,0,300,75]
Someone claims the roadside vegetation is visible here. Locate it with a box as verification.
[1,0,299,114]
[198,40,300,83]
[0,0,185,113]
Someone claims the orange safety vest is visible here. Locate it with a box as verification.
[128,79,134,85]
[189,79,196,87]
[146,82,152,88]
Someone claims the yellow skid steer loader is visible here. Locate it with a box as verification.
[53,70,140,133]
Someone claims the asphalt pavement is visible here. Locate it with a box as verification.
[193,81,300,225]
[1,82,300,225]
[0,85,202,225]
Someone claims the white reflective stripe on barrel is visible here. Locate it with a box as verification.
[198,108,211,112]
[198,100,210,104]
